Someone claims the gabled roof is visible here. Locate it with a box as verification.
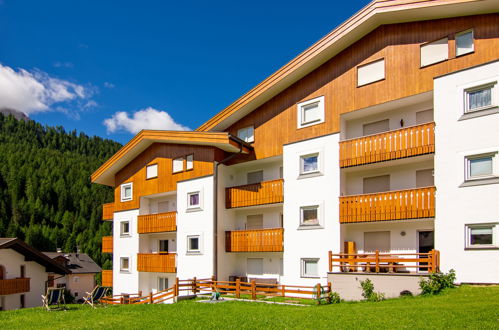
[91,130,252,186]
[0,238,70,275]
[43,252,102,274]
[196,0,499,132]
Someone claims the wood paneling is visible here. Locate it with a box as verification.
[225,228,284,252]
[225,179,284,209]
[340,186,435,223]
[102,236,113,253]
[137,212,176,234]
[102,270,113,287]
[340,122,435,167]
[226,15,499,162]
[0,278,30,295]
[137,253,176,273]
[102,203,114,221]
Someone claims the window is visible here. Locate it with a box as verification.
[237,126,254,143]
[120,221,130,236]
[456,29,474,56]
[247,258,263,275]
[416,169,434,187]
[159,240,169,253]
[187,235,200,253]
[466,154,495,180]
[73,276,79,283]
[297,96,325,129]
[363,119,389,136]
[187,191,201,209]
[300,153,319,175]
[158,277,169,291]
[120,257,130,272]
[186,154,194,170]
[172,157,184,173]
[363,175,390,194]
[364,231,391,253]
[416,109,434,124]
[20,265,25,278]
[120,183,133,202]
[357,58,385,86]
[247,170,263,184]
[465,224,497,248]
[47,275,54,287]
[301,258,319,278]
[146,164,158,179]
[465,84,496,113]
[420,37,448,67]
[300,206,319,226]
[246,214,263,230]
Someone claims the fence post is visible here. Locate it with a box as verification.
[192,277,197,294]
[328,250,332,272]
[251,280,256,300]
[375,250,380,273]
[175,277,179,297]
[211,275,216,293]
[315,284,321,305]
[281,284,285,298]
[327,282,332,303]
[236,278,240,298]
[149,292,153,304]
[430,249,436,273]
[120,297,124,304]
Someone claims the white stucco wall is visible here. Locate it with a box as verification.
[434,60,499,284]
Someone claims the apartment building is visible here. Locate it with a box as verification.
[92,0,499,296]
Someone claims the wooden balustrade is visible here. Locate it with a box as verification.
[102,270,113,287]
[340,186,435,223]
[225,228,284,252]
[328,250,440,273]
[339,122,435,167]
[137,253,176,273]
[0,278,30,295]
[102,202,115,221]
[226,179,284,209]
[138,212,176,234]
[102,236,113,253]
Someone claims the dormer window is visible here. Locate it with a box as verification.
[237,126,254,143]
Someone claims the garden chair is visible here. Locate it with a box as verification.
[41,287,66,311]
[83,286,110,308]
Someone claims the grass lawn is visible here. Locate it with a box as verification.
[1,286,498,329]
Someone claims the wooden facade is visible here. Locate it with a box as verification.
[225,228,284,252]
[225,179,284,209]
[102,270,113,287]
[102,202,115,221]
[339,186,436,223]
[137,212,177,234]
[102,236,113,253]
[0,278,30,295]
[137,253,176,273]
[339,122,435,167]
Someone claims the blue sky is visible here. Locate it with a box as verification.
[0,0,366,144]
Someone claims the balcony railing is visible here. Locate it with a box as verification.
[0,278,30,295]
[340,187,435,223]
[102,270,113,287]
[138,212,176,234]
[339,122,435,167]
[102,202,115,221]
[137,253,176,273]
[225,228,284,252]
[226,179,284,209]
[102,236,113,253]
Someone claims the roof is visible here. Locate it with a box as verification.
[43,252,102,274]
[196,0,499,132]
[91,130,252,186]
[0,238,70,275]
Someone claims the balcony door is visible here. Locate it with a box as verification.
[363,119,389,136]
[418,231,434,271]
[247,170,263,184]
[0,265,4,279]
[363,175,390,194]
[159,240,169,253]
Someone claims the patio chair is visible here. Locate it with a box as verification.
[41,287,66,311]
[83,286,110,308]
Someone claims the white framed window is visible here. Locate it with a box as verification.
[301,258,319,278]
[187,235,200,253]
[464,83,496,113]
[146,164,158,179]
[120,257,130,272]
[465,153,496,181]
[186,154,194,170]
[172,157,184,173]
[120,183,133,202]
[420,37,448,67]
[300,153,320,175]
[357,58,385,87]
[158,277,169,291]
[120,221,130,236]
[465,223,498,249]
[300,206,320,227]
[456,29,474,56]
[237,126,255,143]
[187,191,202,210]
[297,96,325,129]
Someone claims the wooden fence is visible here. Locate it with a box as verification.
[138,211,177,234]
[226,179,284,209]
[225,228,284,252]
[0,278,30,295]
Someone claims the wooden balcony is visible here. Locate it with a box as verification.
[102,270,113,287]
[339,122,435,167]
[225,228,284,252]
[340,187,435,223]
[102,236,113,253]
[0,278,30,295]
[102,202,115,221]
[138,212,176,234]
[226,179,284,209]
[137,253,176,273]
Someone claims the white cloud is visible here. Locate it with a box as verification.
[103,82,115,89]
[53,61,74,68]
[104,107,190,134]
[0,64,95,115]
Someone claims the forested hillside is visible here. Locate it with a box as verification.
[0,113,122,269]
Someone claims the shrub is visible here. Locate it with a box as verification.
[359,279,385,302]
[329,291,342,304]
[419,269,456,295]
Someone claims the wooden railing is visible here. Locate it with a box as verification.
[138,212,176,234]
[102,202,115,221]
[102,236,113,253]
[328,250,440,273]
[0,278,30,295]
[340,186,435,223]
[226,179,284,209]
[339,122,435,167]
[102,270,113,287]
[225,228,284,252]
[137,253,176,273]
